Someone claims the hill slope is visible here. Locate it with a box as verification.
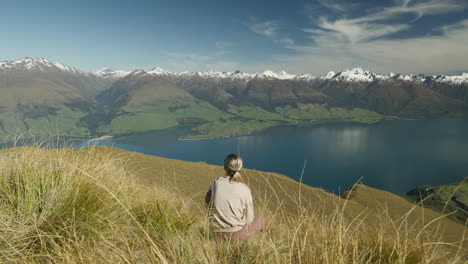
[406,180,468,224]
[0,146,466,263]
[0,58,110,138]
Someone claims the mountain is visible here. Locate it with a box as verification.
[93,69,231,135]
[97,69,194,107]
[0,57,113,137]
[132,66,468,116]
[0,57,468,139]
[92,67,131,80]
[0,57,111,103]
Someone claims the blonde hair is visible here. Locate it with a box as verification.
[224,153,243,183]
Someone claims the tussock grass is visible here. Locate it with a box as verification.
[0,141,465,263]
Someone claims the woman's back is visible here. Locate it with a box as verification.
[208,176,254,232]
[206,153,267,241]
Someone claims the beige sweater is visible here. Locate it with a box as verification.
[207,176,254,232]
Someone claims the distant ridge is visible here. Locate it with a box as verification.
[0,56,467,139]
[2,57,467,84]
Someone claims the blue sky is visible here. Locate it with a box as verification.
[0,0,467,75]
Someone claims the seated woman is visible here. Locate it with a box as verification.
[205,153,267,241]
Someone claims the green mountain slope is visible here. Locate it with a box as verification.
[406,180,468,224]
[0,61,467,139]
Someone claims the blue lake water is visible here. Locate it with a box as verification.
[83,119,468,195]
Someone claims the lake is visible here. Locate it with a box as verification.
[82,118,468,195]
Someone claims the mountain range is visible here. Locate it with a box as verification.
[0,57,467,139]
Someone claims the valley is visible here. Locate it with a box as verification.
[0,57,467,140]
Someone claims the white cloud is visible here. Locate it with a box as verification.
[314,18,410,44]
[317,0,347,12]
[166,52,212,63]
[379,0,463,21]
[215,41,232,50]
[244,0,468,75]
[246,19,295,46]
[164,47,240,72]
[311,0,465,44]
[248,20,278,37]
[274,37,295,45]
[271,19,468,75]
[215,41,233,56]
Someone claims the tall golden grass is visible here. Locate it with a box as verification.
[0,141,465,263]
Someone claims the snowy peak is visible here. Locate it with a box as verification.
[328,68,387,82]
[0,57,80,73]
[295,73,316,81]
[257,70,295,80]
[147,67,171,75]
[128,69,147,77]
[321,71,336,80]
[394,73,467,84]
[93,67,131,79]
[2,57,467,85]
[433,72,468,85]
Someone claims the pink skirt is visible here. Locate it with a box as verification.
[214,217,268,242]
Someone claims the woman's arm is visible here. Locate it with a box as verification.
[205,189,212,207]
[244,188,254,224]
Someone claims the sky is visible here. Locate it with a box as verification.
[0,0,467,75]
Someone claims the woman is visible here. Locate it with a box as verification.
[205,153,267,241]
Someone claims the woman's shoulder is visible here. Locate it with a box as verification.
[212,176,229,184]
[213,176,250,188]
[231,181,251,191]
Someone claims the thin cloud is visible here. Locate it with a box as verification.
[164,48,239,72]
[317,0,347,12]
[246,18,295,46]
[215,41,233,50]
[215,41,233,56]
[247,20,278,37]
[274,37,295,45]
[310,0,466,44]
[166,52,212,62]
[314,18,410,44]
[379,0,464,21]
[273,19,468,75]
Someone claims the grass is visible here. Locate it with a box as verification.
[0,102,382,140]
[0,141,466,263]
[97,101,231,135]
[226,105,296,122]
[276,104,382,123]
[186,119,278,139]
[0,105,89,139]
[406,179,468,224]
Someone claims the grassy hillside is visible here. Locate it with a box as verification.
[91,73,386,139]
[97,101,231,135]
[0,104,89,139]
[187,119,279,139]
[0,145,466,263]
[275,103,383,123]
[405,180,468,224]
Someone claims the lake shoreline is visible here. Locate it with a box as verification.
[75,118,468,197]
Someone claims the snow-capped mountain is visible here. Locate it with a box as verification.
[434,73,468,85]
[325,68,389,82]
[93,67,131,79]
[0,57,81,74]
[0,57,467,138]
[256,70,295,80]
[2,57,467,86]
[133,66,468,85]
[147,67,172,76]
